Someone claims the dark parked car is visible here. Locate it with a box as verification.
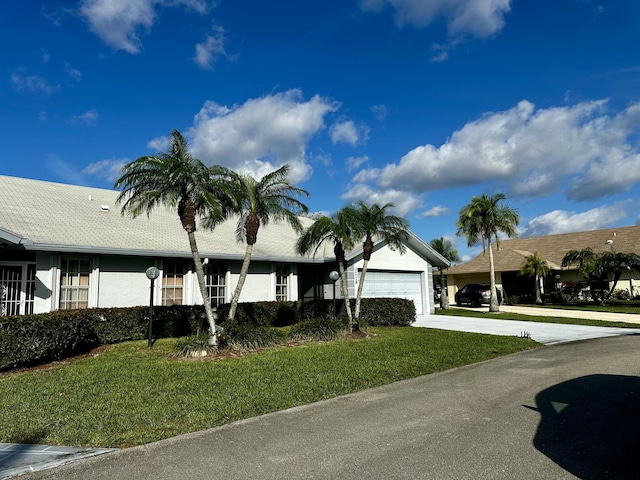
[455,283,501,307]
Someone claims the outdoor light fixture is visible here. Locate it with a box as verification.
[145,266,160,347]
[329,270,339,318]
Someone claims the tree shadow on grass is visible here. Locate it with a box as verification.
[527,374,640,479]
[1,428,50,469]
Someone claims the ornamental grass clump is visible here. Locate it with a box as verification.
[226,325,286,349]
[289,317,348,342]
[174,333,218,357]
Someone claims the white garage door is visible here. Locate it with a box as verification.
[360,271,424,314]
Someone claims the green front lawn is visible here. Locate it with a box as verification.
[0,327,537,448]
[436,307,639,328]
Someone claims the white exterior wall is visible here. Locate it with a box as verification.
[99,256,158,308]
[349,243,435,315]
[227,261,299,303]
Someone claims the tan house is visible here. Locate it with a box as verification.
[446,226,640,302]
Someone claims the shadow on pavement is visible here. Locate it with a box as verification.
[526,374,640,479]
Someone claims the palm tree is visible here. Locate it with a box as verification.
[561,248,599,302]
[227,164,309,321]
[596,251,640,304]
[456,193,520,312]
[114,129,235,342]
[353,202,410,322]
[519,251,550,304]
[429,237,460,309]
[296,207,361,331]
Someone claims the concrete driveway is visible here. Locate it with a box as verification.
[414,305,640,345]
[12,335,640,480]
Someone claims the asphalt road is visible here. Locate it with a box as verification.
[15,335,640,480]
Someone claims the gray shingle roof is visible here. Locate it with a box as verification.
[447,225,640,274]
[0,175,448,266]
[0,175,325,261]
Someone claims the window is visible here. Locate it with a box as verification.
[60,259,90,310]
[206,263,226,307]
[0,264,35,316]
[276,266,289,301]
[162,262,184,306]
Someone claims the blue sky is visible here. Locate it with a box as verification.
[3,0,640,261]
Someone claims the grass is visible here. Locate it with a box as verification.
[436,307,640,328]
[0,327,538,448]
[515,301,640,315]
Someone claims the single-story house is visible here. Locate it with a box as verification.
[0,175,449,318]
[446,226,640,302]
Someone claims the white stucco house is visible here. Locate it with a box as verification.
[0,175,449,318]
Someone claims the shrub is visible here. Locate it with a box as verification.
[225,324,286,349]
[0,305,208,371]
[217,301,299,328]
[358,298,416,326]
[289,317,348,342]
[505,295,520,305]
[610,289,631,300]
[174,333,218,357]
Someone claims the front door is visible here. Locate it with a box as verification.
[0,264,36,316]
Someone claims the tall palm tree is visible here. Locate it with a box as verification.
[429,237,460,309]
[519,251,550,304]
[114,129,235,342]
[227,164,309,321]
[456,193,520,312]
[296,207,361,331]
[353,202,410,321]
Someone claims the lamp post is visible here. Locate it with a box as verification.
[555,273,561,292]
[329,270,339,319]
[146,266,160,347]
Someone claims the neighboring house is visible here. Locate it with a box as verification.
[446,226,640,302]
[0,175,449,317]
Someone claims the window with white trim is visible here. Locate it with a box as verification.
[60,258,90,310]
[0,264,36,316]
[206,263,226,307]
[276,266,289,301]
[162,262,184,306]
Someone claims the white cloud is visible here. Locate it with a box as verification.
[64,62,82,81]
[83,158,128,182]
[79,0,213,54]
[418,205,450,218]
[11,70,58,95]
[341,183,421,217]
[360,0,511,37]
[346,155,369,171]
[193,25,230,70]
[371,104,388,121]
[70,109,99,125]
[520,204,628,238]
[355,99,640,203]
[330,120,370,145]
[188,89,339,183]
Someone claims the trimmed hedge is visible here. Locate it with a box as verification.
[298,298,416,327]
[0,305,208,371]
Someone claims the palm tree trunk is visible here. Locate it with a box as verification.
[228,243,253,321]
[337,261,355,331]
[187,231,217,344]
[534,274,542,304]
[488,242,500,313]
[440,270,450,309]
[354,259,369,321]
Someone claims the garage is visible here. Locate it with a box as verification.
[359,270,424,314]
